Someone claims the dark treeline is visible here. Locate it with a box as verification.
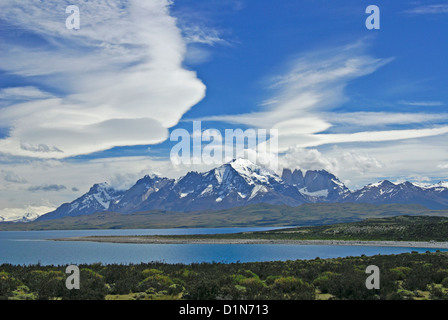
[1,252,448,300]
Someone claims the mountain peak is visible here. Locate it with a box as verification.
[136,174,163,185]
[368,180,395,188]
[88,182,110,193]
[436,181,448,189]
[227,158,280,183]
[34,161,448,221]
[226,158,259,171]
[228,158,255,165]
[281,168,304,186]
[280,167,349,202]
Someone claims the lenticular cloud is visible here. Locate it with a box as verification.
[0,0,206,158]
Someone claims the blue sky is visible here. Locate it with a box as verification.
[0,0,448,218]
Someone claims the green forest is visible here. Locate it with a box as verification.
[2,251,448,300]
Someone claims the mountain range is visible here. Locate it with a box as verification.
[18,158,448,221]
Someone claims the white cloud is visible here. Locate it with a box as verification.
[0,0,206,158]
[0,170,28,184]
[199,41,448,156]
[327,112,448,127]
[182,25,226,46]
[279,147,338,174]
[0,87,53,101]
[301,126,448,148]
[199,41,395,147]
[28,184,67,192]
[405,4,448,15]
[398,100,444,106]
[339,151,383,174]
[277,132,448,190]
[184,45,213,65]
[332,135,448,189]
[0,154,218,211]
[278,147,382,181]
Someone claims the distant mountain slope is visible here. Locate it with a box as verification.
[30,158,448,222]
[38,183,124,221]
[35,159,310,221]
[144,158,308,212]
[343,180,448,209]
[281,168,350,202]
[109,175,174,213]
[4,203,448,231]
[0,212,41,223]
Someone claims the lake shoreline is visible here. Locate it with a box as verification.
[51,236,448,249]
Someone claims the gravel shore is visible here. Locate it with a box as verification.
[51,236,448,248]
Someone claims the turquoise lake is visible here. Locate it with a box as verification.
[1,228,446,266]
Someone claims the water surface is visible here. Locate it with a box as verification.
[1,228,445,266]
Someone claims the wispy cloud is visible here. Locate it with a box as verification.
[182,25,227,46]
[405,4,448,15]
[200,41,398,148]
[0,87,53,101]
[0,0,206,158]
[279,134,448,190]
[305,126,448,148]
[279,147,383,182]
[398,100,444,106]
[200,40,448,153]
[0,170,27,184]
[196,39,448,186]
[0,154,217,210]
[326,111,448,127]
[28,184,67,192]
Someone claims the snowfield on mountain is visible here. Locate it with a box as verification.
[33,159,448,221]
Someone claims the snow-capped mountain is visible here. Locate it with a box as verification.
[169,158,307,211]
[343,180,448,209]
[414,181,448,193]
[37,183,125,220]
[109,175,174,213]
[33,159,448,221]
[36,159,308,220]
[125,158,308,212]
[14,212,41,223]
[281,168,350,202]
[0,212,41,223]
